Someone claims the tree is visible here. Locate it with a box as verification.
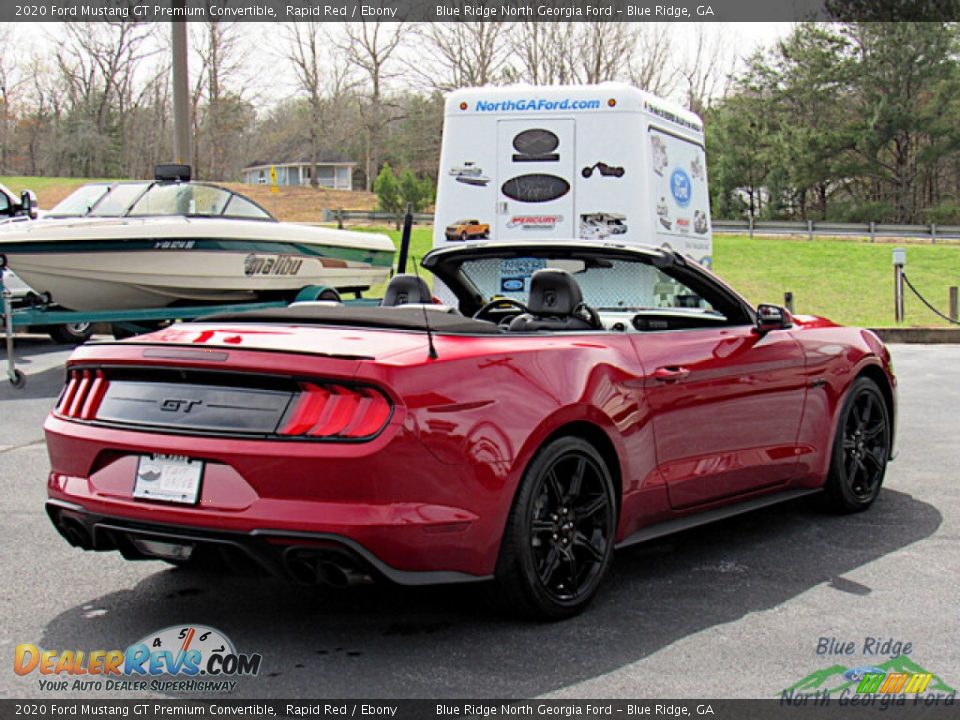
[679,25,735,116]
[839,22,960,221]
[374,162,401,219]
[338,22,411,190]
[412,18,508,91]
[398,168,428,212]
[282,22,346,188]
[54,21,157,177]
[628,24,679,96]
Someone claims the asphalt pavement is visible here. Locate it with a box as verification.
[0,338,957,699]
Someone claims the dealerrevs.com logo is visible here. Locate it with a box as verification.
[14,625,261,693]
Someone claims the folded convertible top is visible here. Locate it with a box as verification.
[202,304,503,335]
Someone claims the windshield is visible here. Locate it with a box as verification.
[458,256,716,313]
[48,184,113,216]
[88,183,151,217]
[127,184,272,220]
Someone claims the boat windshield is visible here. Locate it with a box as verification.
[88,183,151,217]
[127,184,273,220]
[48,183,113,217]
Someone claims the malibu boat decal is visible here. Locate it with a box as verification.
[244,254,303,277]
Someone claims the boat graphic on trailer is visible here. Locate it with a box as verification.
[0,175,394,311]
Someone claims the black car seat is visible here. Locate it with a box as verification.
[381,274,432,306]
[508,269,601,332]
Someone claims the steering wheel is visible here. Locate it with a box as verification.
[473,297,528,324]
[574,302,603,329]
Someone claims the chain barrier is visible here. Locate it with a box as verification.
[902,272,960,325]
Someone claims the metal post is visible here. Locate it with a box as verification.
[2,275,23,387]
[807,220,813,241]
[171,13,192,170]
[783,291,795,314]
[748,215,754,239]
[950,286,958,322]
[893,248,906,324]
[869,221,876,243]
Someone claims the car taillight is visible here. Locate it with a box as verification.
[278,383,392,439]
[56,369,109,420]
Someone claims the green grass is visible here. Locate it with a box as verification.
[356,227,959,328]
[0,176,115,195]
[712,235,960,328]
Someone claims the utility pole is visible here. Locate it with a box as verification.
[171,4,192,173]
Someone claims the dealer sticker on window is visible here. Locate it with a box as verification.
[499,257,546,294]
[134,454,203,505]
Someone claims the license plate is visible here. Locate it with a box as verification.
[134,454,203,505]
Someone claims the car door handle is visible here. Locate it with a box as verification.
[652,366,690,382]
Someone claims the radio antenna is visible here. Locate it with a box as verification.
[410,255,438,360]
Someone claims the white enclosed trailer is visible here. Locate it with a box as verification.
[434,83,712,267]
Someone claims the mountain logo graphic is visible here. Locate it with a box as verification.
[782,655,955,697]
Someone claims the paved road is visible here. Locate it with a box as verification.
[0,339,957,699]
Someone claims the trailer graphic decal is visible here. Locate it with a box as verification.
[670,168,692,208]
[501,175,570,203]
[581,162,625,178]
[507,215,564,231]
[580,213,627,239]
[511,129,560,162]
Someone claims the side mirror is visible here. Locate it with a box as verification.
[19,190,38,220]
[755,303,791,335]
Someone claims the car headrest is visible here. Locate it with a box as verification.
[381,274,432,306]
[527,268,584,316]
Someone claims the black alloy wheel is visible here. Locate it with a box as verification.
[493,437,616,619]
[824,377,890,512]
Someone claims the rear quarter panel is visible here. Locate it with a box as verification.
[363,332,660,543]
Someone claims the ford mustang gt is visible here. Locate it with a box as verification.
[43,241,895,618]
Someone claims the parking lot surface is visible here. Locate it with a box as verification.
[0,339,957,699]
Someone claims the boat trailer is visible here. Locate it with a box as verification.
[1,254,347,389]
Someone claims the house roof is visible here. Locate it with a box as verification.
[243,160,357,172]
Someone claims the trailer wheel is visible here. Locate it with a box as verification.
[9,369,25,389]
[48,322,94,345]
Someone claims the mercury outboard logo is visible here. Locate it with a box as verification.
[159,398,202,413]
[243,254,303,277]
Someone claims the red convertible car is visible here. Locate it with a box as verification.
[44,241,895,618]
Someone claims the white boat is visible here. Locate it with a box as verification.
[0,174,394,312]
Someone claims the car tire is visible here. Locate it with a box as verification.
[823,377,891,513]
[492,436,616,620]
[48,322,94,345]
[460,231,468,241]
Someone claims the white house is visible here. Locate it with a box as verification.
[241,161,356,190]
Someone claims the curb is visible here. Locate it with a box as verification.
[869,328,960,344]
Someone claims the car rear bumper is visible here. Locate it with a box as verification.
[46,498,491,587]
[44,413,514,581]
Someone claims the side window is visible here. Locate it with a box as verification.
[0,192,10,214]
[647,267,712,312]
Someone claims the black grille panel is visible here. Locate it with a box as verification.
[97,381,294,434]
